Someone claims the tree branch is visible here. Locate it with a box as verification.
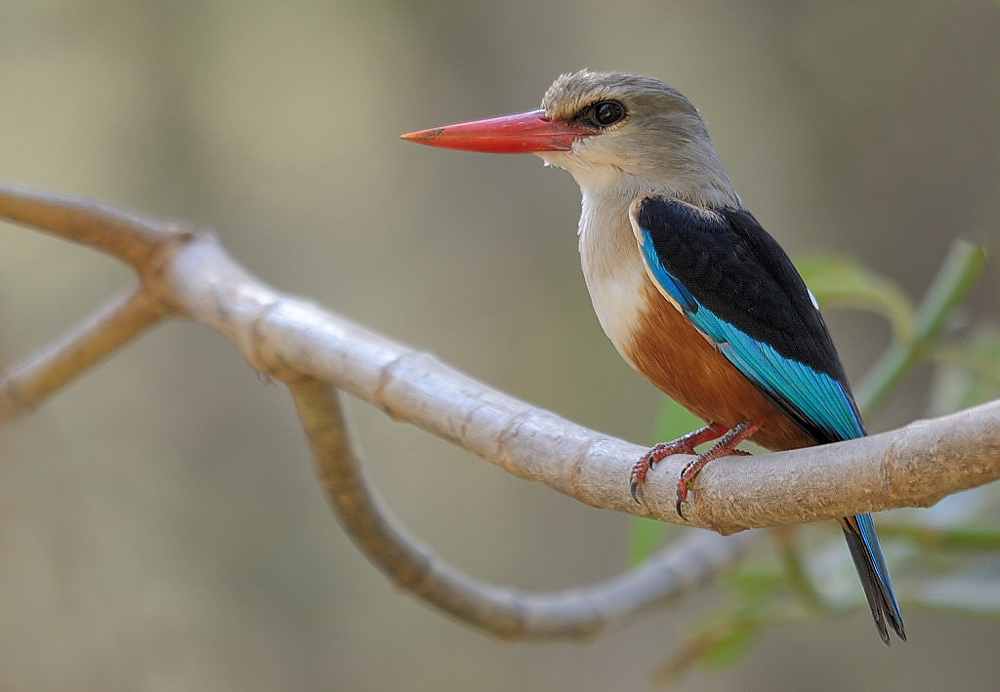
[0,180,997,534]
[0,179,184,269]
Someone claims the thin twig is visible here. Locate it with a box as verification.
[0,285,167,420]
[856,241,987,412]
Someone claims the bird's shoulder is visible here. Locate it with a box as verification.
[627,195,832,371]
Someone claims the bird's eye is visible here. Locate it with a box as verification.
[592,100,626,127]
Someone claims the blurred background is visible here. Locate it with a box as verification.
[0,0,999,689]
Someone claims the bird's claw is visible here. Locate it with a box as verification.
[629,454,653,504]
[675,482,689,520]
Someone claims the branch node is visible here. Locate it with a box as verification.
[373,350,439,420]
[247,298,299,380]
[495,409,533,471]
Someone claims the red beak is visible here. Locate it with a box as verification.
[401,109,593,154]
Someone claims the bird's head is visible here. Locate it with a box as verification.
[402,70,737,204]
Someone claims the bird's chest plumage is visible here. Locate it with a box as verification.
[577,193,815,451]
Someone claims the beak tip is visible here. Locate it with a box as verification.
[400,128,440,144]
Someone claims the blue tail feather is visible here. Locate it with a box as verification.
[841,513,905,644]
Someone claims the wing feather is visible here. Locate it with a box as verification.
[631,195,864,442]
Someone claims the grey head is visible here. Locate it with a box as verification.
[537,70,740,208]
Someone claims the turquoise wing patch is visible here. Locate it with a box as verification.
[638,227,864,441]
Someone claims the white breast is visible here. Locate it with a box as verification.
[576,189,654,369]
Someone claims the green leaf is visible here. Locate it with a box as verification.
[856,240,988,413]
[927,327,1000,417]
[650,620,763,686]
[879,523,1000,550]
[725,568,786,602]
[959,325,1000,404]
[628,517,670,566]
[796,255,915,341]
[700,623,760,668]
[652,395,703,442]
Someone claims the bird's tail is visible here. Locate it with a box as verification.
[839,513,905,644]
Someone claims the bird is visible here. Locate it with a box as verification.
[401,70,905,644]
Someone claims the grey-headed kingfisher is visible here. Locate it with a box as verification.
[402,70,905,644]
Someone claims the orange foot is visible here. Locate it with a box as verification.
[674,419,764,518]
[629,422,729,503]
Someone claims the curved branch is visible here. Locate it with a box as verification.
[288,376,752,639]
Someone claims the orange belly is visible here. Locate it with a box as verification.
[623,279,817,452]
